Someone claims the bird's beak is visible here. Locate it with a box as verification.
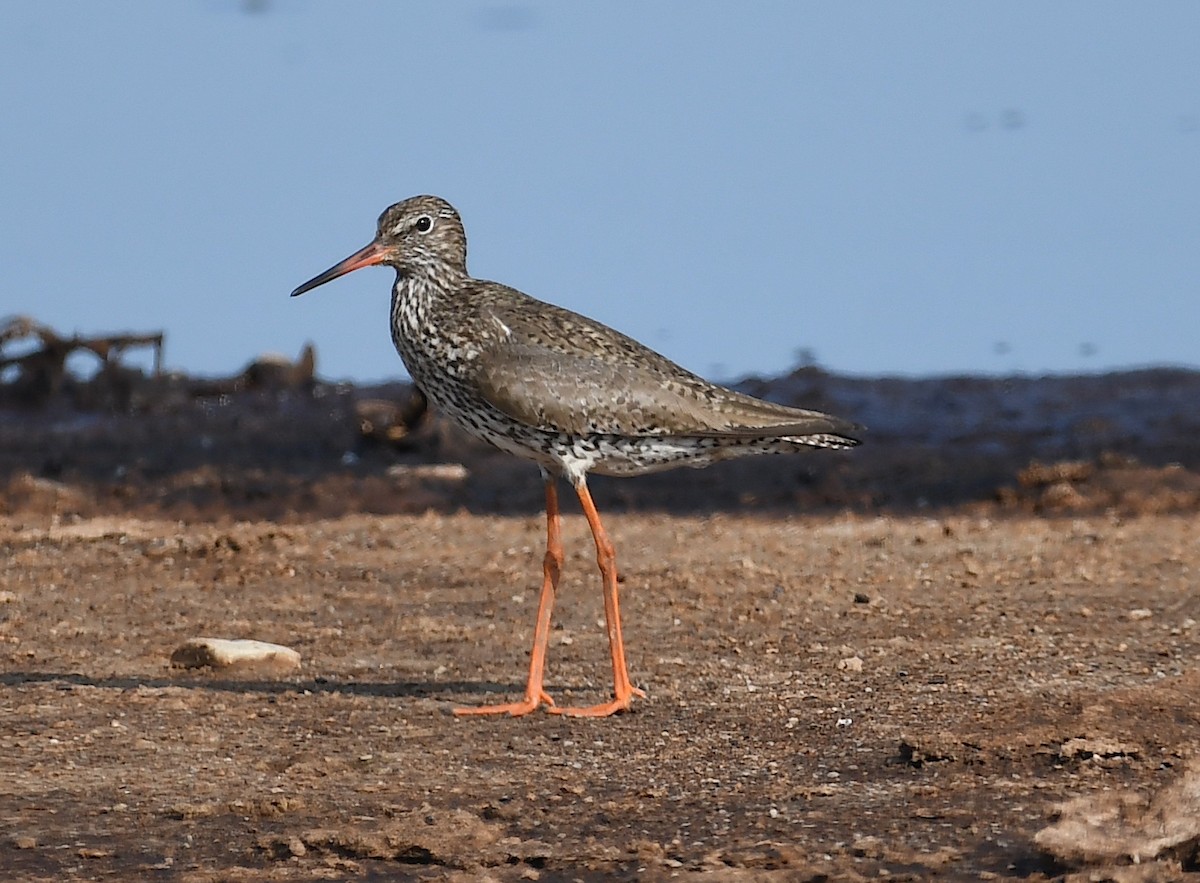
[290,239,390,297]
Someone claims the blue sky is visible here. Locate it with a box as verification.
[2,2,1197,382]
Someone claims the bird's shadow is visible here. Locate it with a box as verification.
[0,670,539,701]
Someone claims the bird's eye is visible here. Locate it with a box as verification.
[414,215,434,234]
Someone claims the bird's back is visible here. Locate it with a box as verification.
[441,279,862,447]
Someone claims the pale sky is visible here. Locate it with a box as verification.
[2,2,1197,382]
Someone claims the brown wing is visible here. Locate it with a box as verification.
[471,324,861,443]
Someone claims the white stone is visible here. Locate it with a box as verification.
[170,638,301,672]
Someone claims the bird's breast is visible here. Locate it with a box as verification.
[389,290,495,452]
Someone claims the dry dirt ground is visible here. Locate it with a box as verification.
[3,509,1199,881]
[2,371,1199,881]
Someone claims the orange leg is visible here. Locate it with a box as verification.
[549,478,646,717]
[455,478,563,716]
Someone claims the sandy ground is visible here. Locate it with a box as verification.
[2,369,1199,879]
[3,509,1199,881]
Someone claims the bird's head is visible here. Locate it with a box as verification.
[290,195,467,297]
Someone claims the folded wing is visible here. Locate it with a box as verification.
[470,305,861,444]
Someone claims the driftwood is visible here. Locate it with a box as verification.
[0,315,163,408]
[0,315,432,454]
[185,343,317,397]
[0,316,322,410]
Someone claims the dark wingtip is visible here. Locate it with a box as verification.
[827,418,866,443]
[820,419,865,449]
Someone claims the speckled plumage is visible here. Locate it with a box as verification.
[291,195,862,717]
[301,195,860,483]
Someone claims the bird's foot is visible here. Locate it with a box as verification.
[453,690,555,718]
[547,685,646,718]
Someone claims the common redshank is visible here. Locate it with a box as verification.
[291,196,861,717]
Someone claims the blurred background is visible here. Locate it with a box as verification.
[1,1,1197,384]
